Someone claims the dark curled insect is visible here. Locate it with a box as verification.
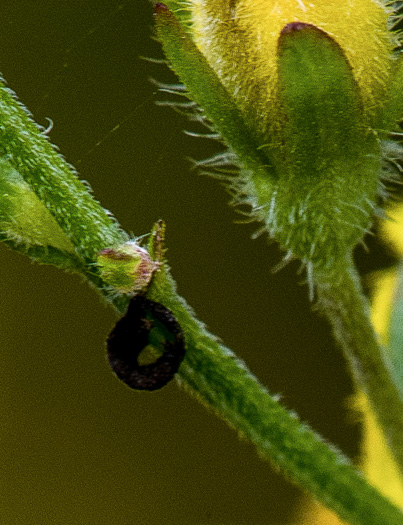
[106,296,186,391]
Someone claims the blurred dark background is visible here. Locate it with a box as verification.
[0,2,393,524]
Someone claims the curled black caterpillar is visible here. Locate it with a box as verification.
[106,296,186,391]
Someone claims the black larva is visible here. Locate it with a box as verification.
[107,296,185,391]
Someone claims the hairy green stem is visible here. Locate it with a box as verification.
[0,81,128,261]
[140,266,403,525]
[315,257,403,477]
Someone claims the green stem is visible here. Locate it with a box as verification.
[0,81,128,260]
[314,256,403,477]
[137,266,403,525]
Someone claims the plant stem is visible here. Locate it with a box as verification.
[0,81,128,260]
[133,265,403,525]
[314,256,403,477]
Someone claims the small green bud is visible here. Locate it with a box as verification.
[97,242,160,295]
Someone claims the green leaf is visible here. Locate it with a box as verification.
[0,157,75,252]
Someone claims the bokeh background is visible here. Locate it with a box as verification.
[0,2,394,524]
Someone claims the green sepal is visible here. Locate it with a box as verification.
[277,23,365,171]
[273,23,380,266]
[378,52,403,133]
[154,5,277,195]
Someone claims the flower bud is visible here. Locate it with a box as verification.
[191,0,394,139]
[155,2,403,269]
[97,242,159,295]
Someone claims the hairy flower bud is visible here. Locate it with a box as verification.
[97,242,159,295]
[191,0,394,138]
[156,1,403,270]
